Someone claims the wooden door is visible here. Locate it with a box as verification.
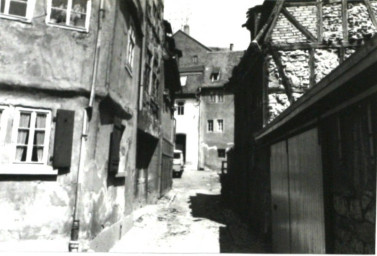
[270,140,291,253]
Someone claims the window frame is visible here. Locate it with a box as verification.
[217,119,224,133]
[126,23,136,73]
[0,106,7,145]
[207,119,214,133]
[177,102,184,115]
[46,0,92,32]
[0,0,36,22]
[192,55,198,64]
[11,107,52,165]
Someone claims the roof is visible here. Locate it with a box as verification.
[173,30,212,52]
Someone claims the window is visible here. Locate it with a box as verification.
[210,94,216,103]
[177,102,184,115]
[126,25,136,71]
[13,108,51,164]
[0,0,36,21]
[217,93,224,103]
[144,50,153,91]
[180,76,187,86]
[210,68,221,82]
[207,120,214,132]
[218,149,226,158]
[192,55,198,64]
[217,119,224,132]
[46,0,92,32]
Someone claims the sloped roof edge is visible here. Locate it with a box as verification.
[173,30,212,52]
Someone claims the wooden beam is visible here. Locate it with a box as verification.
[263,0,287,43]
[281,7,317,42]
[317,0,323,43]
[342,0,349,43]
[309,48,316,88]
[268,41,362,51]
[270,49,294,104]
[364,0,377,29]
[339,47,345,63]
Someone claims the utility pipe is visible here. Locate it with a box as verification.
[69,0,105,252]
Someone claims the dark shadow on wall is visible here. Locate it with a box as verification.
[189,193,268,253]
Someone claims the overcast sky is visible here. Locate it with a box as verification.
[164,0,264,51]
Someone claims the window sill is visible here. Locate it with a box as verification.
[0,164,58,175]
[0,14,32,23]
[115,172,127,178]
[46,23,89,33]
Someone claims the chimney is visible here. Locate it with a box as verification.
[230,43,234,51]
[183,24,190,35]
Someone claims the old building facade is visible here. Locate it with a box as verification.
[225,0,377,254]
[172,29,242,170]
[0,0,180,252]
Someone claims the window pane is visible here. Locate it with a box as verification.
[0,0,5,13]
[50,8,67,24]
[17,130,29,144]
[70,12,86,27]
[19,113,31,128]
[34,131,45,145]
[72,0,87,11]
[16,146,27,161]
[35,113,47,128]
[8,0,27,17]
[52,0,68,8]
[32,146,44,162]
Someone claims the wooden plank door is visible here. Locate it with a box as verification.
[288,128,326,253]
[270,140,291,253]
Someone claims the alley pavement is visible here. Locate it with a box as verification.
[110,167,266,253]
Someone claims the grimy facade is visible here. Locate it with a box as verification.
[172,29,243,170]
[225,0,377,254]
[0,0,180,252]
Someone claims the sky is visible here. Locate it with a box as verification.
[164,0,264,51]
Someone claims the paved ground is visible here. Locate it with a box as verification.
[110,167,266,253]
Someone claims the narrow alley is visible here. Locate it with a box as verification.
[110,168,266,253]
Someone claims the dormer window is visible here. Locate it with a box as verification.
[210,67,220,82]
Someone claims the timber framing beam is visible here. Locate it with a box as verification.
[309,48,316,87]
[342,0,349,43]
[364,0,377,29]
[264,0,287,43]
[270,49,294,104]
[281,7,317,42]
[268,41,363,51]
[317,0,323,43]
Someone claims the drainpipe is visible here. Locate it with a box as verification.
[69,0,105,252]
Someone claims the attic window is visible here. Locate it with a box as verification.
[210,68,220,82]
[0,0,36,22]
[192,55,198,64]
[180,76,187,86]
[46,0,91,32]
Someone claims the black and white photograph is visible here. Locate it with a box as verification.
[0,0,376,254]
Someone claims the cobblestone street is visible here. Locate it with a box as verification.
[110,168,266,253]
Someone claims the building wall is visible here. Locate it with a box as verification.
[0,0,144,251]
[199,92,234,170]
[174,98,200,168]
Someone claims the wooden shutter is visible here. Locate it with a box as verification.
[109,117,125,173]
[53,109,75,169]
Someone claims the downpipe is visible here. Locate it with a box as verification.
[68,0,105,252]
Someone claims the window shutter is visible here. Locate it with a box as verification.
[53,109,75,169]
[109,117,126,173]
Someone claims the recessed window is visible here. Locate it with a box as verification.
[217,119,224,133]
[217,94,224,103]
[192,55,198,64]
[207,120,214,132]
[46,0,92,32]
[177,102,184,115]
[13,108,51,164]
[210,68,220,82]
[210,94,216,103]
[0,0,36,22]
[180,76,187,86]
[218,149,226,158]
[126,25,136,71]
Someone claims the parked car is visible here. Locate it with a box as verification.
[173,150,184,178]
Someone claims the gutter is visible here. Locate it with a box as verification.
[69,0,105,252]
